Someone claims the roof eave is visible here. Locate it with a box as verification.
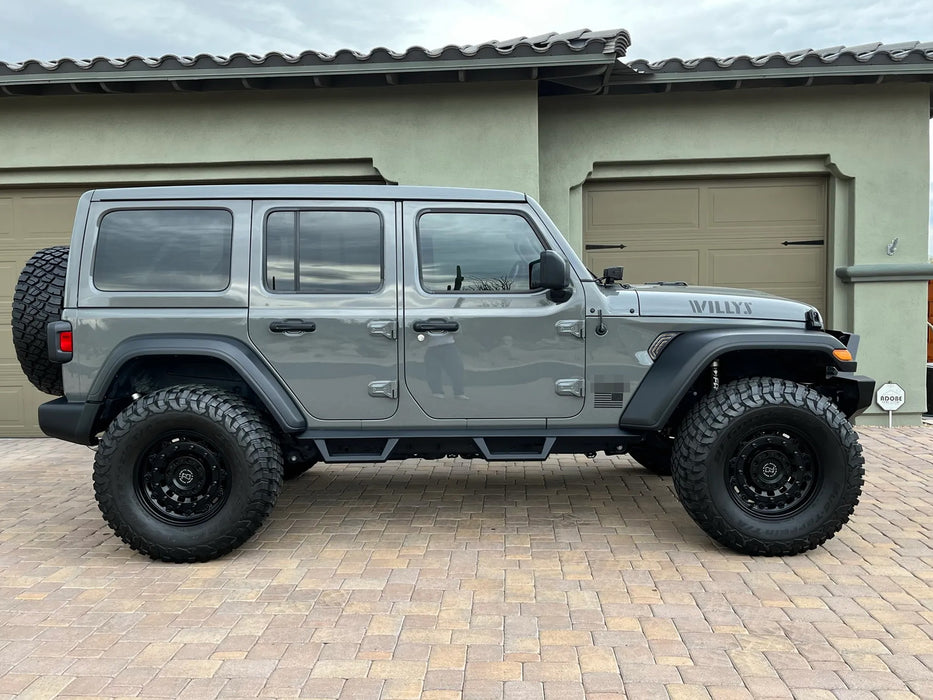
[604,62,933,97]
[0,57,620,100]
[619,62,933,83]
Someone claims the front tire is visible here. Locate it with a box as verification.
[671,377,864,556]
[93,385,283,562]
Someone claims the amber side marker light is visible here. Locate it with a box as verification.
[832,348,852,362]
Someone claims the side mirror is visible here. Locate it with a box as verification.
[529,250,571,295]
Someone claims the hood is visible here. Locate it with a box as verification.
[634,284,814,322]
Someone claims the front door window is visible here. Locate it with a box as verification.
[417,212,544,294]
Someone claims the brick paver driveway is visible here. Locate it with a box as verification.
[0,426,931,699]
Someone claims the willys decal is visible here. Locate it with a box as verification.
[688,299,753,316]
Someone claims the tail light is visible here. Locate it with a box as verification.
[47,321,73,363]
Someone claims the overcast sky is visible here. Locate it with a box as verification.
[2,0,932,62]
[2,0,932,248]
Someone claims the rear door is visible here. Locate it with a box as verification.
[248,200,399,420]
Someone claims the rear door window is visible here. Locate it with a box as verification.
[264,209,383,294]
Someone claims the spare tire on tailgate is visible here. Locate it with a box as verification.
[12,246,69,396]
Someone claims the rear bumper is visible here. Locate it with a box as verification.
[38,398,100,445]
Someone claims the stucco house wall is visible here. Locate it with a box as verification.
[0,82,541,195]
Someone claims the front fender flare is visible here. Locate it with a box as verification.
[619,328,853,431]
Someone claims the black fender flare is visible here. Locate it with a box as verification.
[88,334,306,433]
[619,328,857,431]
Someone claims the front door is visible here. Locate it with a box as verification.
[248,201,399,420]
[402,202,586,420]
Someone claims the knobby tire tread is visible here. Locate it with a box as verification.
[93,385,283,563]
[671,376,864,556]
[11,246,69,396]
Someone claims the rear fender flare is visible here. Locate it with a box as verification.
[89,334,306,432]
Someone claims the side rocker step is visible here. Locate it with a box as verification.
[314,438,398,463]
[473,437,556,461]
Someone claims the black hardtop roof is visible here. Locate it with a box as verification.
[89,184,528,203]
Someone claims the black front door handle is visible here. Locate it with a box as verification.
[412,319,460,333]
[270,319,316,333]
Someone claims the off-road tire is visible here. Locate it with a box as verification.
[671,377,863,556]
[93,385,283,563]
[628,444,673,476]
[12,246,69,396]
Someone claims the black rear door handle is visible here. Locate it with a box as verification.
[412,319,459,333]
[269,319,316,333]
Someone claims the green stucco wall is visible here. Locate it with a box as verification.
[0,82,540,195]
[538,83,931,423]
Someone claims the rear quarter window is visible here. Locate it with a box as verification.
[92,209,233,292]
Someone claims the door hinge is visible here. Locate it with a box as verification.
[368,380,397,399]
[554,378,584,398]
[555,320,585,339]
[367,320,397,340]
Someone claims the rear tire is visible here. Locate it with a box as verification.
[93,385,283,562]
[671,377,863,556]
[12,246,69,396]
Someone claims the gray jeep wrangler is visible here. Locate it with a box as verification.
[12,185,873,562]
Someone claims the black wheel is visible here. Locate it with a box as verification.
[11,246,69,396]
[628,441,673,476]
[671,377,864,556]
[93,385,283,562]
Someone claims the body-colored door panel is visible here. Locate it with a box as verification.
[248,201,399,421]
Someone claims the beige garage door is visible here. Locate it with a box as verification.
[1,188,85,436]
[583,177,827,313]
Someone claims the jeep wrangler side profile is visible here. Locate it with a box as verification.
[12,185,873,562]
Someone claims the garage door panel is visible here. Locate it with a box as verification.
[587,187,700,230]
[0,384,27,430]
[583,176,827,317]
[589,250,700,286]
[709,248,825,287]
[17,193,82,237]
[0,198,12,236]
[0,255,19,308]
[709,183,826,228]
[618,227,823,245]
[0,319,16,363]
[0,365,46,435]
